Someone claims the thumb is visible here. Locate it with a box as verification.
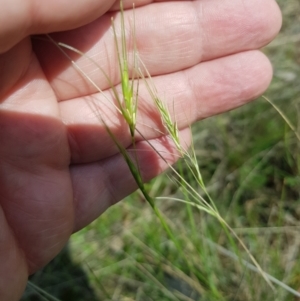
[0,0,115,53]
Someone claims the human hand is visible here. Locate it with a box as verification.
[0,0,281,299]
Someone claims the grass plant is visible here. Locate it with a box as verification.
[23,0,300,300]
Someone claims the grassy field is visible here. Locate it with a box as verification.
[22,0,300,300]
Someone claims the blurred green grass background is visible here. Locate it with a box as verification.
[22,0,300,300]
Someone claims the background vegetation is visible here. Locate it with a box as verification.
[22,0,300,300]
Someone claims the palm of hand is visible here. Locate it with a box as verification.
[0,36,74,288]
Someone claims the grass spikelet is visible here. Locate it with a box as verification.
[138,59,277,289]
[111,0,138,138]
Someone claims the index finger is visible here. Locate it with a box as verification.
[33,0,281,101]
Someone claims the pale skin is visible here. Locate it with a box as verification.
[0,0,282,299]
